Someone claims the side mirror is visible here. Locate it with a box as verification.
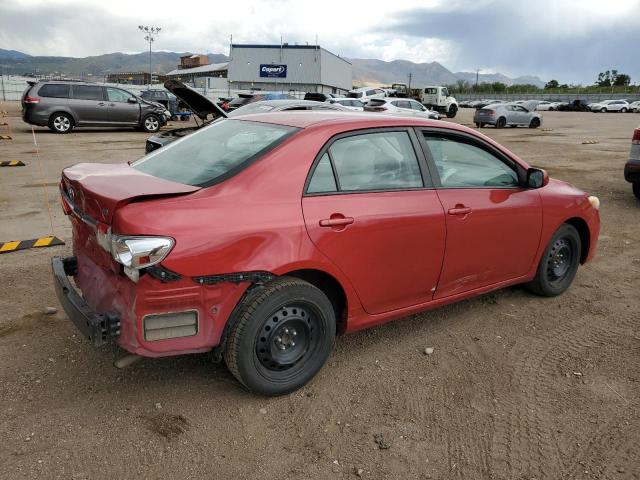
[128,97,138,103]
[526,168,548,188]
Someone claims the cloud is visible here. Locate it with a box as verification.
[381,0,640,83]
[1,0,638,83]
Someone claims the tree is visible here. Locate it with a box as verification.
[613,73,631,86]
[491,82,506,93]
[544,79,559,89]
[597,71,611,87]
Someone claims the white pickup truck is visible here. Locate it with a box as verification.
[420,86,458,118]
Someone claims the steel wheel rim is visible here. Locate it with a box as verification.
[54,116,70,131]
[145,117,159,130]
[547,238,573,281]
[255,304,320,372]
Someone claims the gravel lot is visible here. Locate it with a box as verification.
[1,103,639,480]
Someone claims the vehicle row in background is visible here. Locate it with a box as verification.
[461,98,639,113]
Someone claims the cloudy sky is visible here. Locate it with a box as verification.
[1,0,638,83]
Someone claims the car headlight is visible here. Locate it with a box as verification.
[588,196,600,210]
[110,236,174,269]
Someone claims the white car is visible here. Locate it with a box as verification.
[589,99,630,113]
[536,101,556,111]
[346,87,386,104]
[326,98,365,111]
[629,101,640,113]
[363,98,441,119]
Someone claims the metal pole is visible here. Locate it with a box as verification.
[0,65,5,102]
[149,38,152,89]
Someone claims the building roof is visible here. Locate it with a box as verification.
[231,44,351,65]
[166,62,229,76]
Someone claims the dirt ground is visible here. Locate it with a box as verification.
[1,102,639,480]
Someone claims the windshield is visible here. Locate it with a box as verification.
[132,119,298,187]
[346,92,363,98]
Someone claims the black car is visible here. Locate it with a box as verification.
[303,92,335,102]
[557,100,590,112]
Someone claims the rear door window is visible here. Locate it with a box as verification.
[39,84,70,98]
[307,131,424,193]
[71,85,104,101]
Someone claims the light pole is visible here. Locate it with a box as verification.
[138,25,161,90]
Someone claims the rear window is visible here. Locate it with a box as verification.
[368,99,387,106]
[71,85,104,101]
[346,92,363,98]
[424,88,437,94]
[39,84,70,98]
[229,97,252,107]
[132,119,298,187]
[228,103,276,116]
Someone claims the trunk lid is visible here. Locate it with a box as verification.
[62,162,200,224]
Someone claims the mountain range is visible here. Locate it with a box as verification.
[0,48,545,88]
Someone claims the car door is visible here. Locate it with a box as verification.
[106,87,141,125]
[418,129,543,299]
[512,105,530,124]
[302,129,447,315]
[69,85,108,125]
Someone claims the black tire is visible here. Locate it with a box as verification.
[496,117,506,128]
[529,117,541,128]
[621,108,628,113]
[600,107,607,113]
[526,224,581,297]
[48,112,74,134]
[633,182,640,200]
[141,114,161,133]
[446,105,458,118]
[224,277,336,396]
[549,107,555,111]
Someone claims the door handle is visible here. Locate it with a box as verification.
[98,102,105,106]
[319,216,354,227]
[448,206,472,215]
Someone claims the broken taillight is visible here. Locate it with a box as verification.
[632,128,640,145]
[23,95,40,104]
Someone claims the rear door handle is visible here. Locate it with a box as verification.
[319,217,354,227]
[448,207,472,215]
[98,102,105,106]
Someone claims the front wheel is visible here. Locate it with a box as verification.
[141,114,161,133]
[633,182,640,200]
[600,107,607,113]
[526,224,581,297]
[224,277,336,396]
[529,117,541,128]
[621,108,628,113]
[496,117,506,128]
[446,105,458,118]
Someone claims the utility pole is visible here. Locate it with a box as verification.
[475,68,479,88]
[139,25,161,90]
[408,72,412,91]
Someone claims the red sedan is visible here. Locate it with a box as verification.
[53,112,600,395]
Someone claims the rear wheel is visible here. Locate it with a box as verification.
[224,277,336,396]
[529,117,541,128]
[633,183,640,200]
[141,114,161,133]
[48,112,74,134]
[526,224,581,297]
[496,117,506,128]
[600,107,607,113]
[621,107,628,113]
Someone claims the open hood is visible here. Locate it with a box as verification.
[164,79,227,121]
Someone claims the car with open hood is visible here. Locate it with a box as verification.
[53,111,600,396]
[145,80,228,153]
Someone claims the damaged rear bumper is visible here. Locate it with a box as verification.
[51,256,121,346]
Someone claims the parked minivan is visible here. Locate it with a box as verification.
[21,81,168,133]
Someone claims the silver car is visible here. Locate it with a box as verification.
[588,99,630,113]
[364,98,441,119]
[474,101,542,128]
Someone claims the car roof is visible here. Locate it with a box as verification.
[231,110,446,130]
